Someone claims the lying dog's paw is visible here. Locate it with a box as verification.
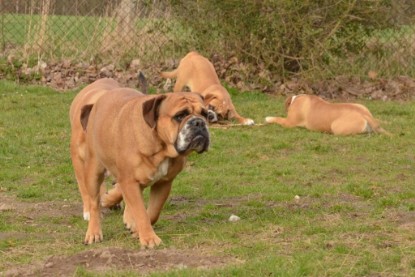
[244,118,255,126]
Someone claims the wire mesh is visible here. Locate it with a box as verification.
[0,0,414,84]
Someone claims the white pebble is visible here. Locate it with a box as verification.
[294,195,300,200]
[228,214,241,222]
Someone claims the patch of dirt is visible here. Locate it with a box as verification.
[0,192,81,220]
[3,56,415,101]
[1,192,241,276]
[383,209,415,229]
[3,247,236,276]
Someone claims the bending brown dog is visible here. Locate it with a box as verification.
[265,94,387,135]
[69,78,210,248]
[161,51,254,125]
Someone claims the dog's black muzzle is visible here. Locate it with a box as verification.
[207,109,218,123]
[175,117,210,154]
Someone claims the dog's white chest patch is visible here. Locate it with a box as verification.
[149,159,170,184]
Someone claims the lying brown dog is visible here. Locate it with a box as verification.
[161,51,254,125]
[265,94,387,135]
[69,78,210,248]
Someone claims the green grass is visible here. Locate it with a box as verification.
[1,80,415,276]
[0,13,195,64]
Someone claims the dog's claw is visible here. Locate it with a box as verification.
[83,232,103,245]
[139,234,162,249]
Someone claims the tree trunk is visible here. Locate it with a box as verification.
[115,0,135,41]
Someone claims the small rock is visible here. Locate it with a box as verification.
[294,195,300,200]
[176,263,187,269]
[44,262,54,268]
[38,60,48,71]
[228,214,240,222]
[163,78,172,91]
[130,59,141,69]
[62,59,71,69]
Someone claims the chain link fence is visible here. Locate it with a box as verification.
[0,0,172,62]
[1,0,415,94]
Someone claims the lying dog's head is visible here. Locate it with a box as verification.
[143,92,210,156]
[203,89,233,122]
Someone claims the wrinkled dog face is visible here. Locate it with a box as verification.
[155,92,210,155]
[207,96,233,122]
[175,115,210,154]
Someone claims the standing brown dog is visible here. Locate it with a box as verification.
[69,78,210,248]
[161,51,255,125]
[265,94,387,135]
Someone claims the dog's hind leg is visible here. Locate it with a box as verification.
[70,141,91,221]
[173,77,187,92]
[83,158,106,244]
[101,182,123,208]
[331,115,367,135]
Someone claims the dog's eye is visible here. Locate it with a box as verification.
[174,111,189,122]
[208,105,215,111]
[201,109,208,119]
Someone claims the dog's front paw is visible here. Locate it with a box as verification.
[139,232,162,249]
[84,228,103,245]
[243,118,255,126]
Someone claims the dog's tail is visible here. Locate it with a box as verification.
[365,115,391,136]
[160,69,178,79]
[137,71,148,94]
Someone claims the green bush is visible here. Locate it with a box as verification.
[168,0,414,79]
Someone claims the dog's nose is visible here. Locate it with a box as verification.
[207,110,218,123]
[190,117,206,128]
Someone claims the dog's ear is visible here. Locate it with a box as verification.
[142,95,167,128]
[80,104,94,131]
[203,93,216,105]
